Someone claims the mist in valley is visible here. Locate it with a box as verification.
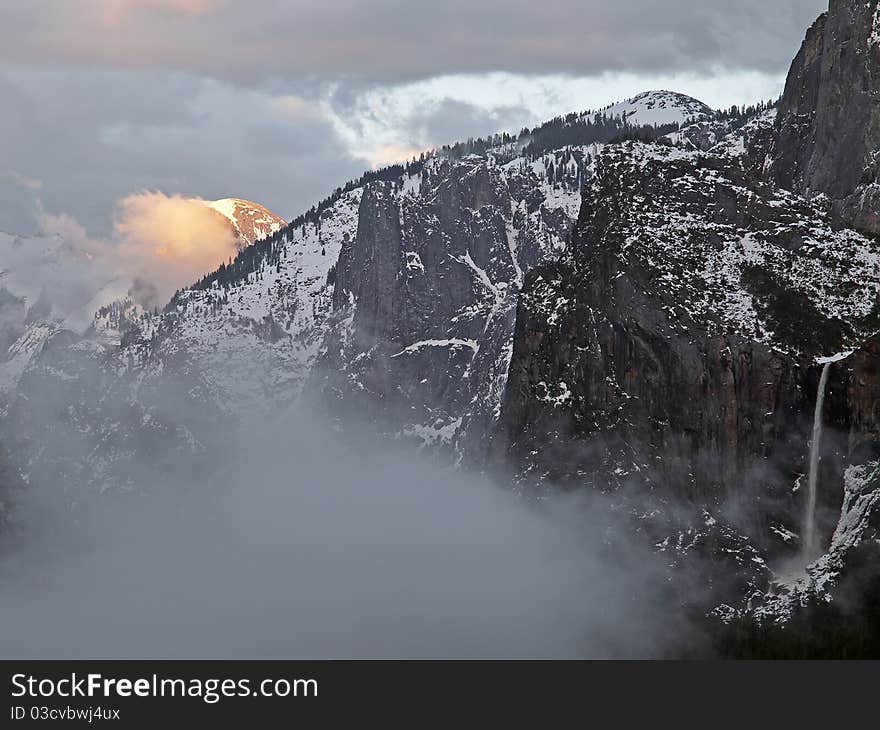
[0,402,687,659]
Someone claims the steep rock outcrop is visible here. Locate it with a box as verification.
[496,137,880,604]
[770,1,880,234]
[313,152,580,458]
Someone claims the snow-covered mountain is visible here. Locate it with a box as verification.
[144,90,722,432]
[0,231,116,406]
[206,198,286,249]
[0,195,285,407]
[0,90,707,480]
[5,2,880,657]
[599,90,712,127]
[0,96,751,468]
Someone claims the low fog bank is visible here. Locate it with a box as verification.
[0,407,682,659]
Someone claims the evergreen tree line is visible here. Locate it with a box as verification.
[712,98,778,123]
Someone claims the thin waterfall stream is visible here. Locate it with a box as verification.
[804,362,832,560]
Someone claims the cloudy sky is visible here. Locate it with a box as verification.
[0,0,827,238]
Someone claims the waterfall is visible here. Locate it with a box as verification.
[804,362,832,560]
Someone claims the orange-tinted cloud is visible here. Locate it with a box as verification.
[113,192,237,304]
[30,193,243,320]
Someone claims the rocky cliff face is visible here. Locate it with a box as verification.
[496,128,880,608]
[770,0,880,234]
[487,1,880,618]
[310,93,720,459]
[314,151,577,460]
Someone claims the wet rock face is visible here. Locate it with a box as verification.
[770,1,880,234]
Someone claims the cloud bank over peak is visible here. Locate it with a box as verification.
[0,1,827,290]
[112,192,239,299]
[1,191,270,330]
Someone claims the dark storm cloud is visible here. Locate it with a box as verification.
[0,0,826,82]
[0,67,364,233]
[0,1,827,240]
